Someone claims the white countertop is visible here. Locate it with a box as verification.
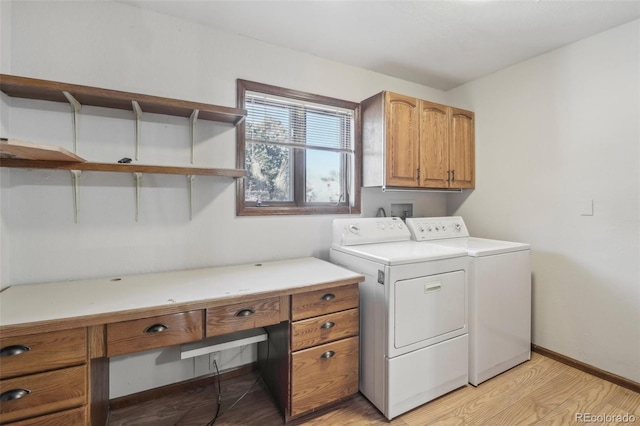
[0,257,363,328]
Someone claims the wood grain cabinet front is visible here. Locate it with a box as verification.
[107,311,203,357]
[0,328,88,425]
[291,309,359,351]
[362,91,475,190]
[206,297,281,337]
[291,284,358,321]
[290,336,359,417]
[0,329,87,380]
[0,365,86,424]
[2,406,86,426]
[288,284,359,419]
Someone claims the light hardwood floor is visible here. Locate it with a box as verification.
[108,352,640,426]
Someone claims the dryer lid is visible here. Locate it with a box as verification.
[428,237,530,257]
[330,240,467,265]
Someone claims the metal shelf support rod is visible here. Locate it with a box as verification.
[70,170,82,223]
[134,172,142,221]
[63,91,82,153]
[190,109,199,164]
[132,101,143,160]
[187,174,195,221]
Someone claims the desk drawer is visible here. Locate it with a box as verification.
[0,329,86,380]
[291,283,359,321]
[290,336,359,417]
[3,406,85,426]
[107,311,203,357]
[0,365,86,424]
[206,297,280,337]
[291,308,359,351]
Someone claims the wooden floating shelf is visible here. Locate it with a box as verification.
[0,158,246,178]
[1,138,86,162]
[0,74,247,125]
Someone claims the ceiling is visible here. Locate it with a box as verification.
[122,0,640,91]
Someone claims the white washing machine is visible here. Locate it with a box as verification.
[329,217,469,420]
[406,216,531,386]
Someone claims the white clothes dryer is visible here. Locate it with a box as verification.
[330,217,469,419]
[406,216,531,386]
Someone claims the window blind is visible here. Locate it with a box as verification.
[245,91,355,154]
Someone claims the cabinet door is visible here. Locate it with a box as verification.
[106,311,203,357]
[0,328,86,380]
[449,108,475,189]
[0,366,86,423]
[290,336,359,417]
[385,92,419,187]
[419,101,450,188]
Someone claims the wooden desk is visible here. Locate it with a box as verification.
[0,257,364,425]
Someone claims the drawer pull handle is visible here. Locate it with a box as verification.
[321,293,335,301]
[320,350,336,359]
[144,323,169,333]
[0,344,31,357]
[236,309,255,317]
[1,388,31,402]
[320,321,335,330]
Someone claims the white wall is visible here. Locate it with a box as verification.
[0,0,11,288]
[1,1,449,397]
[447,20,640,383]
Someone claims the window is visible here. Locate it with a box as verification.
[236,80,361,215]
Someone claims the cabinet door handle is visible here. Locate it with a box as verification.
[1,388,31,402]
[0,344,31,357]
[447,170,451,182]
[144,323,169,333]
[235,309,255,317]
[320,350,336,359]
[417,168,421,181]
[320,293,335,301]
[451,170,455,182]
[320,321,335,330]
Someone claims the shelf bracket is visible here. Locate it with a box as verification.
[134,172,142,221]
[63,91,82,153]
[187,174,195,221]
[70,170,81,223]
[132,101,143,160]
[190,109,199,164]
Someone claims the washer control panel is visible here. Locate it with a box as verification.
[405,216,469,241]
[332,217,410,246]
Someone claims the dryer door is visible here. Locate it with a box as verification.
[394,271,466,349]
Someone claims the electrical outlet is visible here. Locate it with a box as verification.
[210,351,221,371]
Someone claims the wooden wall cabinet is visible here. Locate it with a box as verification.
[362,91,475,190]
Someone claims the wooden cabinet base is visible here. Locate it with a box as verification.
[0,259,364,425]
